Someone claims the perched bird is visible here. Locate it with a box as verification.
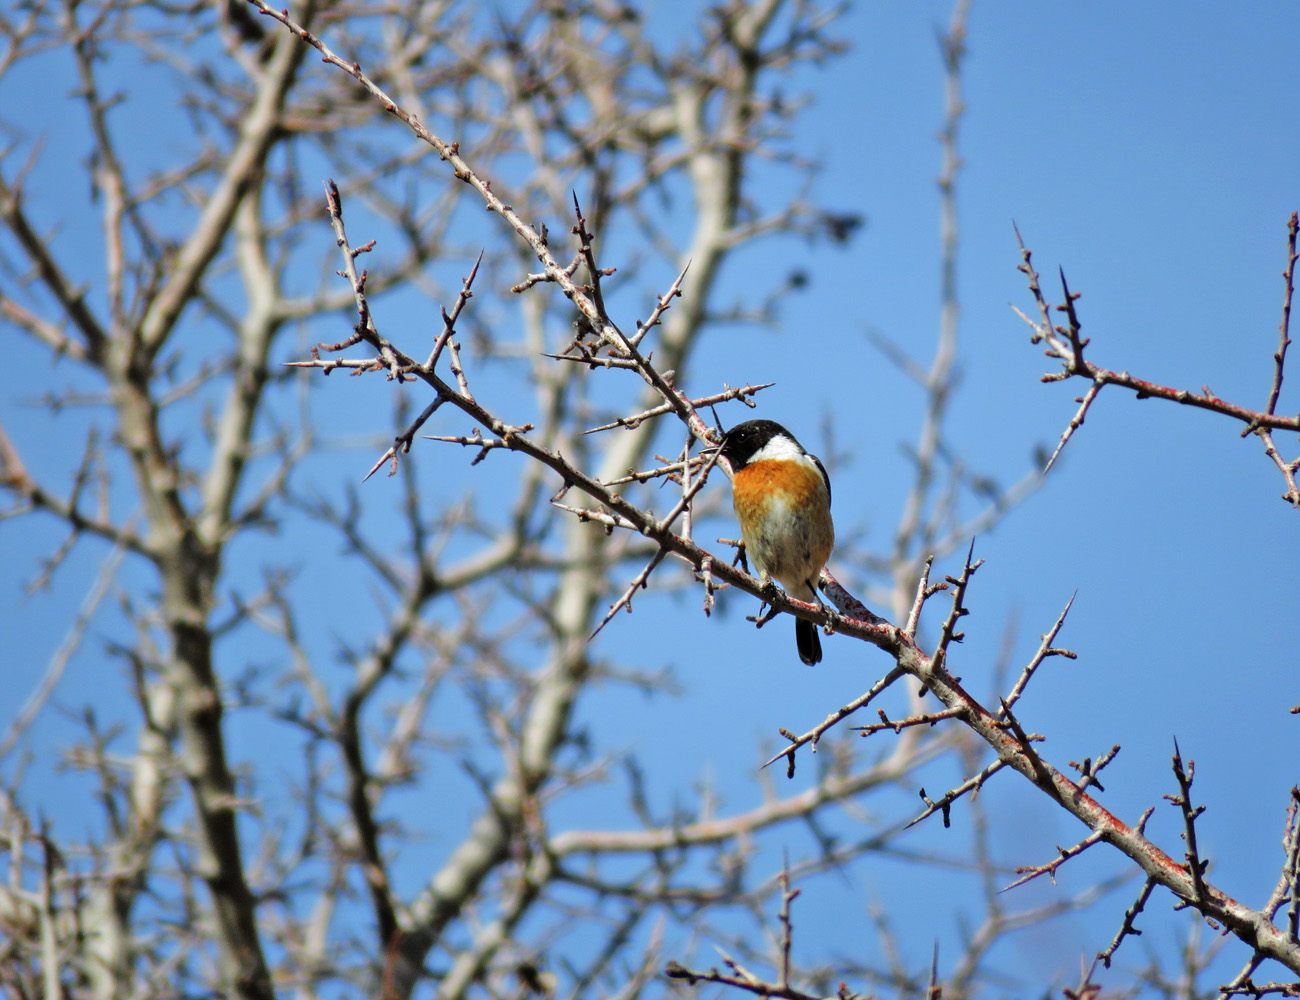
[719,419,834,665]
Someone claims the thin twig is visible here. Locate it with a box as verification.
[777,858,798,991]
[1043,379,1103,474]
[1069,744,1121,800]
[1001,829,1105,892]
[851,706,962,738]
[1265,212,1297,417]
[762,666,907,773]
[583,383,772,435]
[1169,739,1210,906]
[906,758,1010,830]
[1098,876,1156,968]
[1000,591,1077,714]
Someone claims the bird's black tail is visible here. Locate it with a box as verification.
[796,618,822,666]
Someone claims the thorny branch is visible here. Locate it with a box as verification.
[765,534,1300,976]
[1016,216,1300,505]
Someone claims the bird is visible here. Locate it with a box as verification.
[718,419,834,665]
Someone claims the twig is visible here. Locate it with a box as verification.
[1055,266,1089,371]
[1042,379,1103,474]
[425,429,533,467]
[1069,744,1121,799]
[1265,212,1297,417]
[324,180,406,381]
[631,260,690,348]
[906,758,1010,830]
[819,569,888,627]
[903,555,941,639]
[762,666,907,774]
[1288,788,1300,943]
[1098,876,1156,968]
[589,550,667,641]
[777,859,798,991]
[698,556,717,618]
[548,503,639,532]
[1000,591,1077,714]
[1168,739,1210,906]
[851,706,962,738]
[583,383,772,435]
[600,456,712,489]
[1257,431,1300,506]
[363,397,446,483]
[1216,978,1300,998]
[929,539,981,681]
[427,251,483,375]
[357,254,486,481]
[1259,787,1300,933]
[997,697,1049,784]
[1002,829,1105,892]
[663,960,821,1000]
[1220,956,1266,1000]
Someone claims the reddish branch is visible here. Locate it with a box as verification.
[1016,217,1300,504]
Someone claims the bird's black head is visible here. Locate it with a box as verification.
[718,419,795,471]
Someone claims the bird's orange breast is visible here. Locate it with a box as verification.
[732,459,828,520]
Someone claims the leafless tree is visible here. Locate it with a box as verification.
[2,2,1297,1000]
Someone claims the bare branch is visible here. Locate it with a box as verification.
[1017,219,1300,504]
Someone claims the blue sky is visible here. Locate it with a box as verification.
[2,1,1298,994]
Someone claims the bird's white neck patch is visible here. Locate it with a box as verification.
[750,434,805,464]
